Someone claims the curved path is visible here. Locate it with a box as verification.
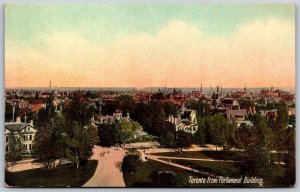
[83,146,126,187]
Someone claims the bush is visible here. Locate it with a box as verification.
[121,154,142,174]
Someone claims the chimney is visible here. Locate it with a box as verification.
[16,117,21,123]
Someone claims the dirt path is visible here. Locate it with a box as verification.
[83,146,126,187]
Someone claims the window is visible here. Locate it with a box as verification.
[23,144,26,150]
[29,144,32,150]
[6,146,8,152]
[6,137,8,143]
[23,135,26,141]
[29,135,32,141]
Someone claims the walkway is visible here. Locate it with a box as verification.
[83,146,126,187]
[146,155,216,177]
[5,159,43,172]
[152,155,237,163]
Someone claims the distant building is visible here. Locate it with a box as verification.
[260,109,277,121]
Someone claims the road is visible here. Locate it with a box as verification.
[83,146,126,187]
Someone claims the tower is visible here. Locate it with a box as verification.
[200,83,203,93]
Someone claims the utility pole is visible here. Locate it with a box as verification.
[12,102,16,122]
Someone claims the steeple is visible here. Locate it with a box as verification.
[200,83,203,93]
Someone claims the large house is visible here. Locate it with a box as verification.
[5,117,36,156]
[167,110,198,135]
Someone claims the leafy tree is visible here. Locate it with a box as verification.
[116,119,141,145]
[98,123,119,147]
[66,96,93,127]
[276,102,289,127]
[193,118,206,146]
[86,124,100,147]
[176,130,192,152]
[5,103,20,122]
[6,132,24,170]
[32,115,66,169]
[283,126,295,186]
[64,121,96,168]
[163,102,179,117]
[234,116,273,177]
[209,114,228,151]
[160,131,175,147]
[121,154,142,175]
[85,91,98,99]
[115,95,136,115]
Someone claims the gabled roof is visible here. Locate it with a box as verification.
[229,109,248,117]
[5,123,33,132]
[179,119,196,126]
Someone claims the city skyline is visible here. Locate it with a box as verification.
[5,4,295,88]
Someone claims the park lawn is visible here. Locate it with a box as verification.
[160,159,287,187]
[5,160,98,187]
[154,150,243,161]
[166,159,241,177]
[262,164,287,187]
[124,160,238,187]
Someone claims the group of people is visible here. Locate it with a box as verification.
[99,150,110,157]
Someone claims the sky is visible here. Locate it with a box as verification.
[5,4,295,88]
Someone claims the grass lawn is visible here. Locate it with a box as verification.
[166,159,241,177]
[124,160,241,187]
[158,159,287,187]
[154,151,243,161]
[5,160,98,187]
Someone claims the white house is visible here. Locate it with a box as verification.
[167,110,198,135]
[5,117,37,156]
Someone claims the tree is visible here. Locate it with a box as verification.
[209,114,228,151]
[66,96,93,127]
[163,102,179,117]
[283,126,295,186]
[5,103,20,122]
[116,119,141,145]
[86,124,100,148]
[98,123,119,147]
[64,121,95,168]
[121,154,142,175]
[6,132,24,171]
[193,118,206,146]
[115,95,136,115]
[234,116,273,177]
[176,130,192,152]
[160,131,174,147]
[32,115,66,169]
